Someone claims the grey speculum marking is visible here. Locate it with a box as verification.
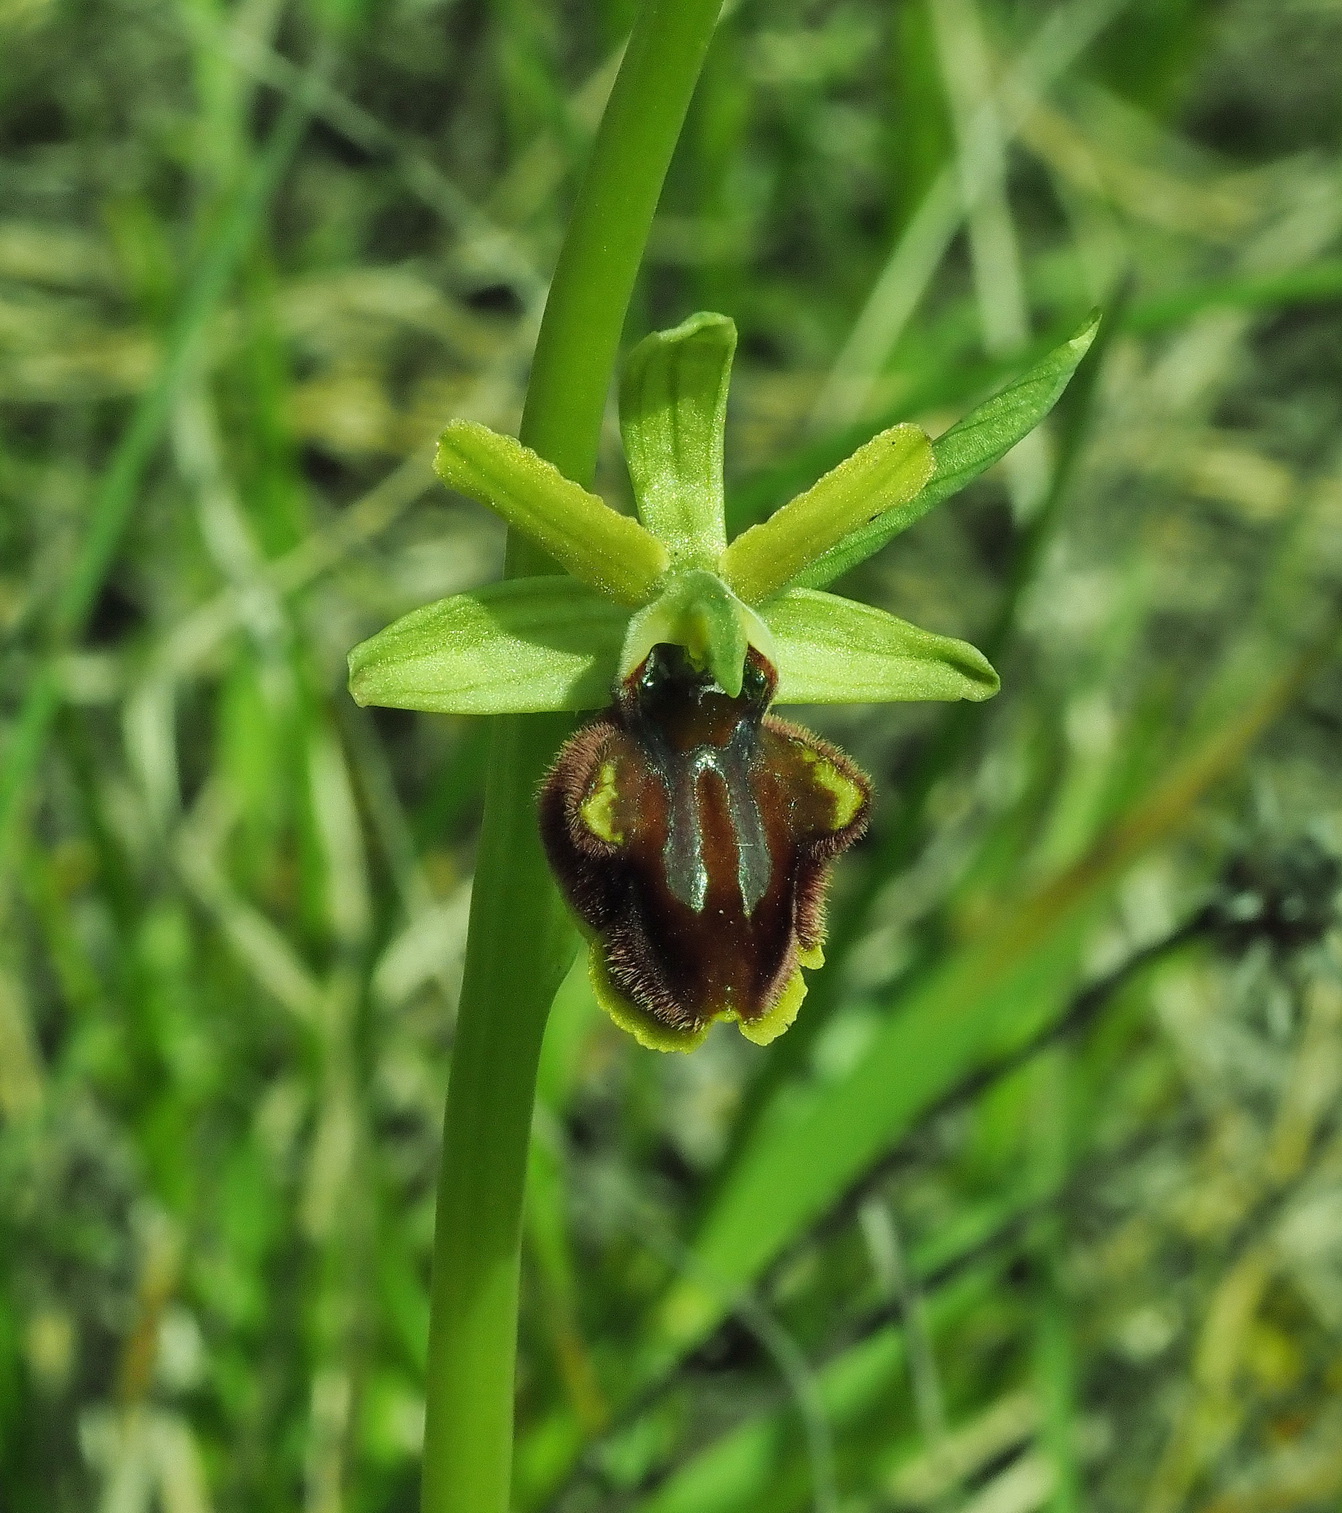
[628,650,774,919]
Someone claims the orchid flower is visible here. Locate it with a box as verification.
[350,311,1098,1050]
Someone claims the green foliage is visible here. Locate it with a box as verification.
[790,313,1099,591]
[3,0,1342,1511]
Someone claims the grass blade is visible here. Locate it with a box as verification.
[652,621,1337,1360]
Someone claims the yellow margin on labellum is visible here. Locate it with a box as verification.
[588,936,813,1052]
[588,946,712,1052]
[736,966,808,1046]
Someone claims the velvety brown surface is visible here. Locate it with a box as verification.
[540,645,870,1034]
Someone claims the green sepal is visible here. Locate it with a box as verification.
[435,420,669,605]
[788,312,1101,591]
[347,577,630,715]
[763,588,999,704]
[721,423,934,605]
[619,569,775,698]
[620,312,735,567]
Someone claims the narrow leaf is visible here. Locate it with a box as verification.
[789,312,1101,591]
[765,589,998,704]
[435,420,668,604]
[641,1269,1002,1513]
[348,578,629,715]
[721,423,934,605]
[620,312,735,566]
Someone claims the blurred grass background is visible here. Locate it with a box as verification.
[4,0,1342,1509]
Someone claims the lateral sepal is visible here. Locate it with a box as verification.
[348,577,629,714]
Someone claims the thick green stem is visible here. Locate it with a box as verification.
[420,4,723,1510]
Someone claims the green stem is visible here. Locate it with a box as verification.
[420,5,723,1511]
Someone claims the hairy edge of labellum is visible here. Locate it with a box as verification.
[539,643,871,1052]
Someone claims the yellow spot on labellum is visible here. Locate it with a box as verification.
[579,760,623,843]
[802,748,866,829]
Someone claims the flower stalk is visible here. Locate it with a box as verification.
[417,3,726,1510]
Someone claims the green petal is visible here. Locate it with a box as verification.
[789,312,1101,591]
[618,569,775,698]
[763,588,999,704]
[348,578,629,715]
[619,312,735,567]
[435,420,668,605]
[720,423,934,606]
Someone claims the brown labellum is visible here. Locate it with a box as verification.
[539,643,870,1050]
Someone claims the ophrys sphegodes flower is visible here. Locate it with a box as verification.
[349,310,1098,1049]
[539,641,870,1049]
